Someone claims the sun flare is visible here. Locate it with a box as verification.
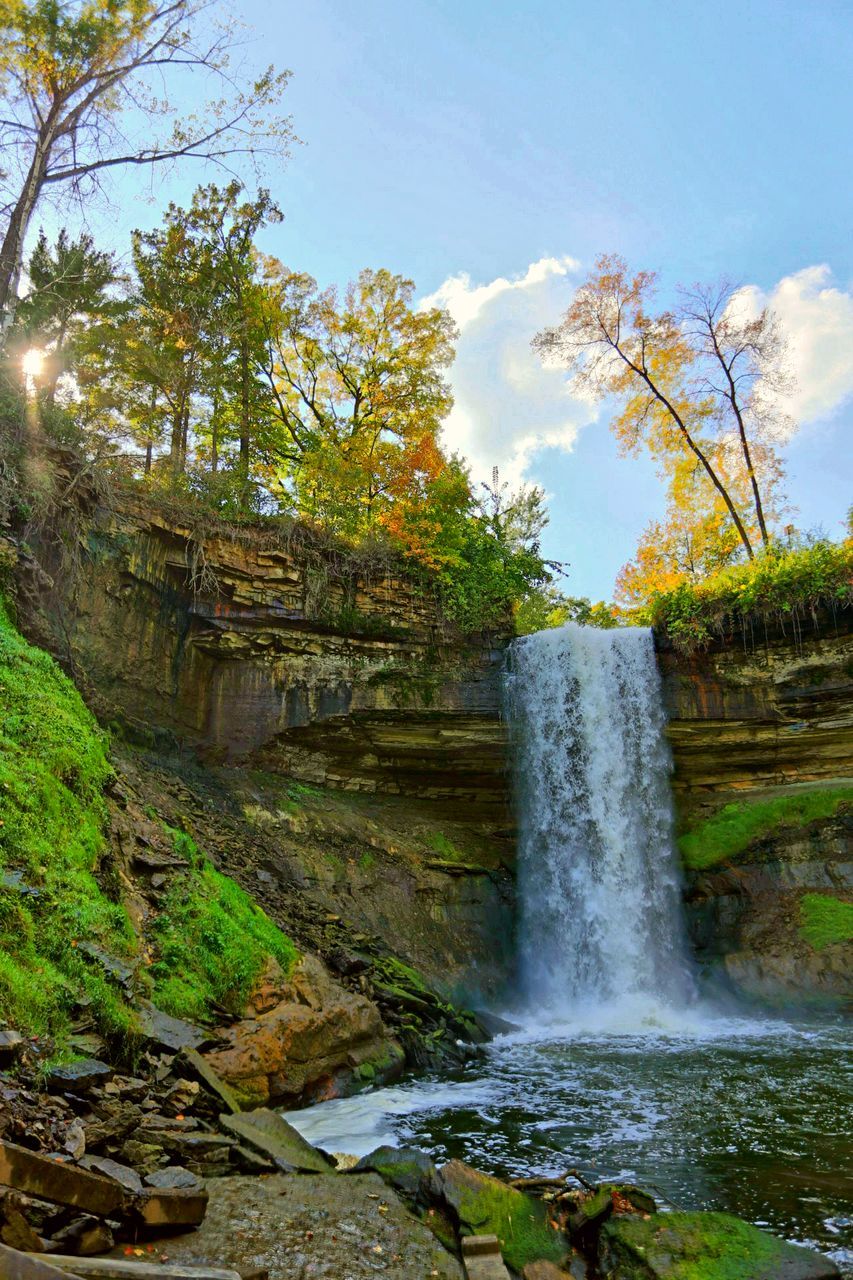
[22,347,45,382]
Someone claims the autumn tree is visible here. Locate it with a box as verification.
[533,256,788,563]
[256,265,457,535]
[0,0,293,332]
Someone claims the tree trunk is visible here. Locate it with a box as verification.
[0,137,52,335]
[624,352,755,560]
[239,339,250,478]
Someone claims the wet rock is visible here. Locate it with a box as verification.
[463,1235,512,1279]
[136,1001,209,1053]
[1,1198,44,1252]
[63,1120,86,1161]
[177,1047,241,1115]
[437,1159,567,1274]
[473,1010,522,1038]
[47,1213,114,1256]
[0,1029,24,1063]
[353,1145,441,1208]
[203,955,403,1108]
[118,1140,164,1175]
[568,1186,612,1244]
[144,1167,202,1191]
[598,1211,840,1279]
[522,1261,569,1280]
[46,1060,113,1094]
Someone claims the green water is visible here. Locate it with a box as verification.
[287,1016,853,1275]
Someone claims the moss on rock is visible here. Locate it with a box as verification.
[799,893,853,951]
[678,787,853,871]
[438,1158,567,1273]
[598,1211,839,1279]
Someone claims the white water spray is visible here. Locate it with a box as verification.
[506,623,695,1023]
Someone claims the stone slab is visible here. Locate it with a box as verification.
[0,1244,80,1279]
[179,1051,241,1116]
[218,1110,333,1175]
[37,1259,245,1280]
[0,1143,128,1218]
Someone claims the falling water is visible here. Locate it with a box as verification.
[506,623,695,1021]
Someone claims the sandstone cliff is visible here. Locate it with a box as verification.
[658,608,853,1006]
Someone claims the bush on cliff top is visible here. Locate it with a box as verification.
[0,593,138,1048]
[679,787,853,871]
[647,540,853,652]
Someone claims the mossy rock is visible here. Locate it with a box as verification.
[438,1158,567,1273]
[353,1144,440,1208]
[598,1211,839,1279]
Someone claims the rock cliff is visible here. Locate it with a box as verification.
[658,608,853,1005]
[28,494,509,831]
[18,487,853,1010]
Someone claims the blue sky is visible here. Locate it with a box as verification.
[50,0,853,597]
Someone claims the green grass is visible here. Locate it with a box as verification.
[799,893,853,951]
[0,594,138,1049]
[679,788,853,870]
[149,826,297,1022]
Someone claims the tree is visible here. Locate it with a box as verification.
[13,228,123,403]
[181,182,281,488]
[257,265,457,534]
[533,256,788,561]
[0,0,293,331]
[678,281,790,549]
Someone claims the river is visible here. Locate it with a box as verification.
[285,1013,852,1275]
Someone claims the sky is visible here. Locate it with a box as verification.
[43,0,853,598]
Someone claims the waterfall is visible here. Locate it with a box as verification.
[506,623,695,1022]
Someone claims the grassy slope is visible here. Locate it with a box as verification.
[0,595,295,1051]
[150,826,297,1022]
[679,787,853,871]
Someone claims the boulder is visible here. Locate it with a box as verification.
[202,955,404,1107]
[437,1159,567,1274]
[598,1211,840,1279]
[353,1144,441,1207]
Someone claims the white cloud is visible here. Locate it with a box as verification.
[734,265,853,426]
[420,255,597,486]
[422,257,853,492]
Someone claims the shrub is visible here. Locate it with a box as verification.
[647,541,853,653]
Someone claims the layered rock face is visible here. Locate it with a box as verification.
[657,608,853,1005]
[31,496,510,831]
[657,607,853,822]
